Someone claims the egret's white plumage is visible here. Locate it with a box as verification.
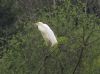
[35,22,58,47]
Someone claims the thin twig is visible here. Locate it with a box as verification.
[73,47,84,74]
[37,53,50,74]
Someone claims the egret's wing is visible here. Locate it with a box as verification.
[38,23,57,47]
[43,24,58,46]
[38,25,51,46]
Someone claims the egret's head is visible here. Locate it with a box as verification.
[35,22,43,26]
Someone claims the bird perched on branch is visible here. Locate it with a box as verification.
[35,22,58,47]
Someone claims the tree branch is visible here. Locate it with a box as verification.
[88,37,100,45]
[37,51,50,74]
[73,47,84,74]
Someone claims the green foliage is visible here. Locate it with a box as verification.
[0,0,21,58]
[0,0,20,30]
[0,0,100,74]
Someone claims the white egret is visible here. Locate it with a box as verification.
[35,22,58,47]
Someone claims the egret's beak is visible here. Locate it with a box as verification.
[33,23,37,28]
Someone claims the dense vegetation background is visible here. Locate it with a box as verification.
[0,0,100,74]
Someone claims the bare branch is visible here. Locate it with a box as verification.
[88,37,100,45]
[73,47,84,74]
[85,24,95,44]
